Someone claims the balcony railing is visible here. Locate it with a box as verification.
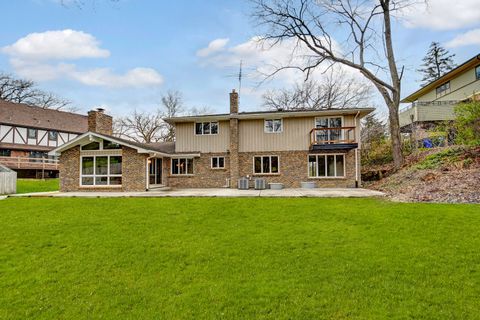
[0,156,59,170]
[399,100,460,113]
[309,127,356,148]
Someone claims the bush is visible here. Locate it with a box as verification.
[455,102,480,146]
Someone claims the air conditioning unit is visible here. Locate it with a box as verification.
[238,177,249,190]
[254,178,267,190]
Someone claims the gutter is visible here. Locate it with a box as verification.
[354,111,361,188]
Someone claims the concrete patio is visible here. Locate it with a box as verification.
[8,188,385,198]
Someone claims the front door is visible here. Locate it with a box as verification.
[149,158,163,186]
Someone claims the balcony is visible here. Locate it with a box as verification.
[399,100,459,129]
[0,156,59,171]
[309,127,357,151]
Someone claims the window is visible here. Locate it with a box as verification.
[264,119,283,133]
[27,128,37,139]
[81,155,122,186]
[48,131,58,141]
[436,81,450,97]
[0,149,11,157]
[81,142,100,150]
[476,66,480,80]
[195,122,218,135]
[171,158,194,175]
[211,156,225,169]
[315,117,343,143]
[308,154,345,178]
[103,140,121,149]
[253,156,279,174]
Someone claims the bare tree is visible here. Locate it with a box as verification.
[252,0,412,168]
[263,69,372,110]
[159,90,184,142]
[0,73,72,110]
[114,110,165,143]
[188,105,215,116]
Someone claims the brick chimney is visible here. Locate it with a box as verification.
[229,89,239,187]
[87,108,113,135]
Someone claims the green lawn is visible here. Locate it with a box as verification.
[16,178,59,194]
[1,198,479,319]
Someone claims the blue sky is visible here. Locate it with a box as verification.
[0,0,479,118]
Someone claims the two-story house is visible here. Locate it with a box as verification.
[399,53,480,132]
[0,99,88,178]
[51,90,373,191]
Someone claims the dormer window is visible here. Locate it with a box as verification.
[195,122,218,135]
[264,119,283,133]
[436,81,450,97]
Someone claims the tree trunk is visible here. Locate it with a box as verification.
[387,100,404,169]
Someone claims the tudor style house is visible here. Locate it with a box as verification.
[399,53,480,132]
[51,90,373,192]
[0,99,88,178]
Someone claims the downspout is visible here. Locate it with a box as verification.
[354,111,361,188]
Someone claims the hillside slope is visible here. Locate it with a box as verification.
[366,146,480,203]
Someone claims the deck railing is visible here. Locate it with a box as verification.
[0,156,59,170]
[309,127,356,146]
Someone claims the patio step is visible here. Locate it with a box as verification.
[147,186,172,192]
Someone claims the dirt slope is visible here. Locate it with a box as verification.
[366,147,480,204]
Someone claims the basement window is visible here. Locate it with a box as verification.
[171,158,194,175]
[211,156,225,169]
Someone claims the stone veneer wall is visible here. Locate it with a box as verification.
[58,145,147,192]
[122,146,148,192]
[165,150,357,189]
[59,145,80,192]
[167,153,230,188]
[237,150,357,188]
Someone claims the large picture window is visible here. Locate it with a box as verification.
[171,158,194,175]
[264,119,283,133]
[254,156,279,174]
[81,155,122,186]
[308,154,345,178]
[195,122,218,135]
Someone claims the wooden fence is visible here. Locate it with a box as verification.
[0,165,16,195]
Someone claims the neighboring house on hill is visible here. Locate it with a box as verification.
[50,90,373,192]
[399,53,480,132]
[0,100,88,178]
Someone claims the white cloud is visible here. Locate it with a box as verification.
[196,38,229,57]
[401,0,480,30]
[446,28,480,47]
[2,29,163,88]
[2,29,110,60]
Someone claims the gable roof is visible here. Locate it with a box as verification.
[401,53,480,103]
[164,107,375,123]
[0,99,88,133]
[48,131,198,157]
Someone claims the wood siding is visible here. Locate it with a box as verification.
[418,65,480,102]
[175,121,230,153]
[239,115,356,152]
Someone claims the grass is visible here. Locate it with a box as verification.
[1,197,479,319]
[16,178,59,194]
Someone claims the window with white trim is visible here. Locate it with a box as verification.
[315,117,343,143]
[254,156,279,174]
[171,158,194,175]
[211,156,225,169]
[264,119,283,133]
[81,155,122,186]
[195,122,218,135]
[308,154,345,178]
